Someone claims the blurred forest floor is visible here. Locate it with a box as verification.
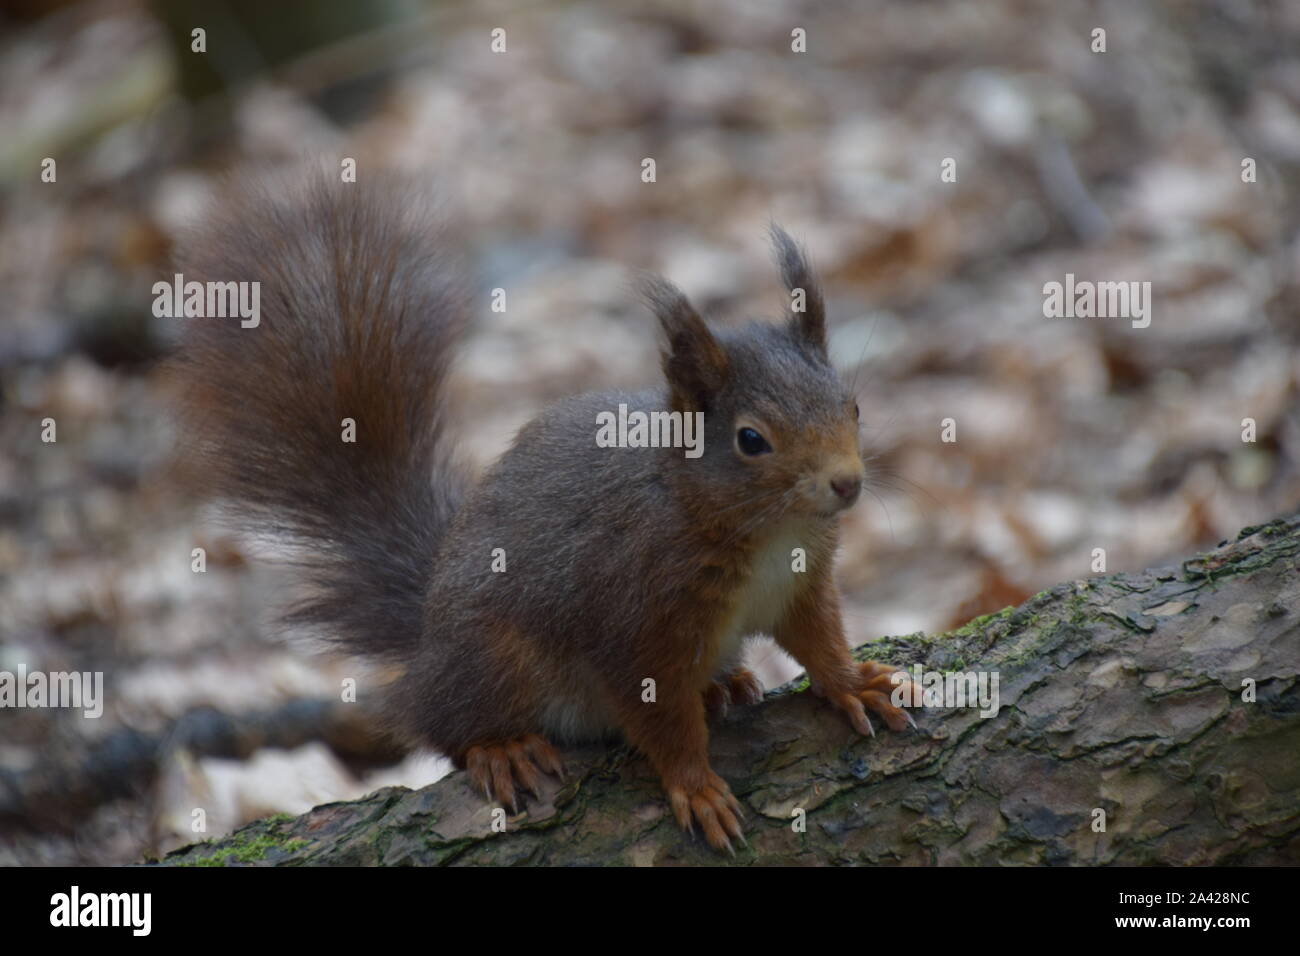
[1,0,1298,864]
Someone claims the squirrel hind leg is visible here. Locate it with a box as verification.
[464,734,566,812]
[703,667,765,719]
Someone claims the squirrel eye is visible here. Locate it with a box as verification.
[736,427,771,456]
[854,402,860,421]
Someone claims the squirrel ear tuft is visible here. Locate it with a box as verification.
[770,224,826,353]
[638,273,728,412]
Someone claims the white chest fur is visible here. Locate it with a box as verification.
[713,520,812,669]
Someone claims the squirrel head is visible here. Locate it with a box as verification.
[642,226,865,524]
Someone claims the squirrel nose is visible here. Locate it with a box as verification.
[830,475,862,504]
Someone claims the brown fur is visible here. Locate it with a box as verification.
[172,173,918,853]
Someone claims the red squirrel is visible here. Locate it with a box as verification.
[173,171,918,853]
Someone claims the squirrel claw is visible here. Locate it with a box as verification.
[666,772,745,854]
[521,733,566,781]
[834,692,876,738]
[828,660,923,736]
[723,667,765,707]
[465,734,566,816]
[704,667,765,721]
[851,661,921,734]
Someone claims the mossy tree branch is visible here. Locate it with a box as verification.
[158,515,1300,866]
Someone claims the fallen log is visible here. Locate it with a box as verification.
[157,514,1300,866]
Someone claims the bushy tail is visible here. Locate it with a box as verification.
[170,170,471,662]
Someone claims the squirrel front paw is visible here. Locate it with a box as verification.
[818,660,919,736]
[664,769,746,854]
[702,666,765,718]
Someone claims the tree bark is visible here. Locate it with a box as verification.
[157,514,1300,866]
